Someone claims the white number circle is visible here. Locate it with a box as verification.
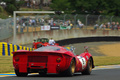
[77,56,86,69]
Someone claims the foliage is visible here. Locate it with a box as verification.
[50,0,120,16]
[4,0,25,14]
[5,4,17,14]
[50,0,70,11]
[0,6,4,12]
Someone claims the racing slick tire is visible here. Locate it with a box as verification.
[15,69,28,77]
[60,59,75,76]
[82,58,92,75]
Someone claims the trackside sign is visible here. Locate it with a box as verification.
[41,25,50,30]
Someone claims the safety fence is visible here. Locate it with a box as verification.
[0,42,34,56]
[0,14,120,41]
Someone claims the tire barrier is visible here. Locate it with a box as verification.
[56,36,120,46]
[0,42,34,56]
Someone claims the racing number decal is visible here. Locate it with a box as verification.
[77,56,86,69]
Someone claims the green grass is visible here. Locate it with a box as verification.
[0,56,13,73]
[0,56,120,73]
[93,56,120,66]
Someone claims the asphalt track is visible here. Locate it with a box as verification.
[0,68,120,80]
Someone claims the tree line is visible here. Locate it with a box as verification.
[2,0,120,16]
[50,0,120,16]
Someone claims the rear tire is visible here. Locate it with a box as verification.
[82,58,92,75]
[61,59,75,76]
[15,69,28,77]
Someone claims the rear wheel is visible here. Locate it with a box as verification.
[15,69,28,77]
[61,59,75,76]
[82,58,92,75]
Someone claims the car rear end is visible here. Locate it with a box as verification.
[13,51,72,74]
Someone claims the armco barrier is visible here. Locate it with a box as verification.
[0,42,34,56]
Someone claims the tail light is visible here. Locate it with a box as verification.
[56,58,61,63]
[15,57,19,62]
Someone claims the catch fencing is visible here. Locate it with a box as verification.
[0,14,119,41]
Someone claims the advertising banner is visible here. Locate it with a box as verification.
[50,25,60,30]
[60,25,71,30]
[41,25,50,30]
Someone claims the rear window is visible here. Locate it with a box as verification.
[34,46,60,51]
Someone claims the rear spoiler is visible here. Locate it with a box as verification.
[13,50,73,57]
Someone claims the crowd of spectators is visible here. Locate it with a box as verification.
[16,17,74,30]
[94,22,120,30]
[12,16,120,33]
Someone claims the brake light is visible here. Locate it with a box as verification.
[15,57,19,62]
[56,58,61,63]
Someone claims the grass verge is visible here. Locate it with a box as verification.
[93,56,120,66]
[0,56,120,73]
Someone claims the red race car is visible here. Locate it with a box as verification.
[13,45,94,77]
[33,38,59,49]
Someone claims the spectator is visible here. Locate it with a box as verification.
[107,22,111,28]
[32,19,36,26]
[116,22,120,30]
[110,22,115,30]
[49,38,55,45]
[103,24,106,30]
[77,19,81,28]
[99,23,103,29]
[70,23,73,29]
[29,19,32,26]
[22,22,25,29]
[94,24,99,30]
[50,18,54,26]
[80,23,84,28]
[16,24,19,33]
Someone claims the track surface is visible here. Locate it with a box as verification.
[0,69,120,80]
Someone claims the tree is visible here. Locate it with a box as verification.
[50,0,120,16]
[50,0,70,13]
[4,0,25,14]
[104,0,120,16]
